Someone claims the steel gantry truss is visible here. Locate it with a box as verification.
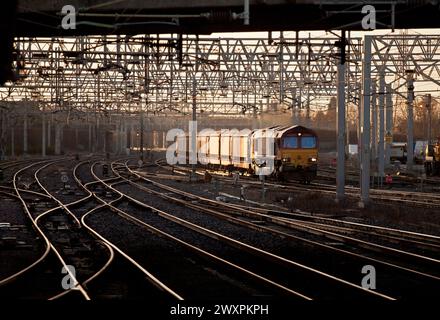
[2,33,440,116]
[370,34,440,90]
[0,34,363,118]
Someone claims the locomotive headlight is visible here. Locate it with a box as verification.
[309,157,317,162]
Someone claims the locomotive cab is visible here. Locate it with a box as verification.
[274,126,318,182]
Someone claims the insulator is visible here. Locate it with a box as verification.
[208,10,232,22]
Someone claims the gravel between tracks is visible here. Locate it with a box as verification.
[0,193,43,280]
[138,160,440,237]
[113,182,438,300]
[86,207,285,300]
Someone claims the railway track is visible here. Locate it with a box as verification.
[85,161,318,300]
[0,159,91,299]
[73,160,184,300]
[0,190,44,282]
[0,158,44,187]
[152,158,440,248]
[96,159,412,302]
[1,157,179,300]
[319,166,440,186]
[0,159,35,170]
[0,157,130,300]
[151,160,440,258]
[115,159,440,299]
[2,156,438,300]
[47,159,180,300]
[152,160,439,253]
[154,158,440,209]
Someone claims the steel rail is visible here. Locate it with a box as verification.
[105,161,395,300]
[92,178,311,299]
[156,158,440,243]
[98,163,316,300]
[0,160,60,287]
[126,162,440,275]
[35,160,115,300]
[29,159,91,300]
[73,161,184,300]
[158,158,440,208]
[115,162,440,282]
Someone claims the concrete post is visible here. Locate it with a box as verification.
[336,31,346,201]
[190,76,197,179]
[425,94,432,143]
[103,128,107,154]
[47,116,51,147]
[55,123,61,155]
[119,122,124,154]
[378,69,385,181]
[119,123,123,154]
[279,33,284,104]
[360,36,372,206]
[306,88,310,127]
[130,123,134,151]
[371,80,377,163]
[114,123,119,155]
[23,109,28,157]
[385,84,393,167]
[357,89,362,169]
[123,123,127,153]
[0,111,4,160]
[42,107,46,157]
[10,126,15,158]
[75,126,79,151]
[140,103,144,161]
[88,122,92,152]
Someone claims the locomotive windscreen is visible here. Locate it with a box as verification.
[301,136,317,148]
[282,136,298,149]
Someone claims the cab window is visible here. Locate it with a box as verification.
[282,136,298,149]
[301,136,316,148]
